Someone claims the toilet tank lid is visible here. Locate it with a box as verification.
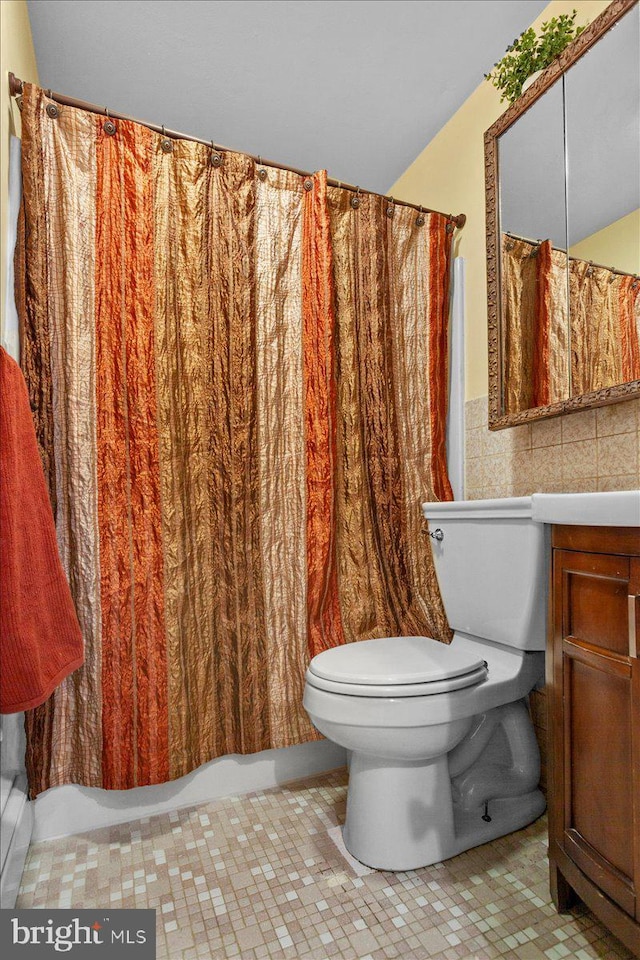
[307,636,486,685]
[422,496,533,521]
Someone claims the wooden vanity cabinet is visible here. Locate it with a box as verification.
[547,524,640,956]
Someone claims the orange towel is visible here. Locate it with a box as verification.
[0,346,83,712]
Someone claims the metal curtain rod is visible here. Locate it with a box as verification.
[504,231,639,280]
[9,73,466,230]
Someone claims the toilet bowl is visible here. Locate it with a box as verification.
[303,496,548,871]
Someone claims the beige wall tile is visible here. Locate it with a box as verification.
[481,424,509,458]
[533,480,565,493]
[506,459,517,490]
[597,475,640,492]
[466,396,487,430]
[531,418,562,449]
[478,483,511,500]
[490,455,515,488]
[529,688,547,728]
[465,459,478,490]
[508,423,532,452]
[560,478,598,493]
[596,399,639,437]
[465,427,482,460]
[597,432,639,477]
[512,450,533,486]
[561,440,597,482]
[512,480,534,497]
[464,397,640,499]
[465,457,487,491]
[531,446,563,486]
[561,409,596,443]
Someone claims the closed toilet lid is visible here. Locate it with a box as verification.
[308,635,486,686]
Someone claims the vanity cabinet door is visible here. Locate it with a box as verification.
[552,547,638,919]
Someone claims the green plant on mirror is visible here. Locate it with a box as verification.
[485,10,586,104]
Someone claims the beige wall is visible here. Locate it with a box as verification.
[390,0,611,402]
[570,207,640,275]
[1,0,38,340]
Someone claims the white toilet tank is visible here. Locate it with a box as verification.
[421,496,547,651]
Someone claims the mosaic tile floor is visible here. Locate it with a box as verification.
[17,768,634,960]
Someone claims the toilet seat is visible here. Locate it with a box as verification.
[306,635,488,698]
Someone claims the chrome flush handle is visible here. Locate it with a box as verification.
[428,528,444,542]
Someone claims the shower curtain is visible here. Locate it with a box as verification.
[16,85,453,797]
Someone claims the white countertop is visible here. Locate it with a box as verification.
[531,491,640,527]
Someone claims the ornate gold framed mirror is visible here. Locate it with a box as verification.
[485,0,640,429]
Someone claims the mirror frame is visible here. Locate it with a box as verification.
[485,0,640,430]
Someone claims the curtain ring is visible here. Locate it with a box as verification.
[210,140,223,167]
[160,125,173,153]
[415,205,425,227]
[45,90,59,119]
[103,107,116,136]
[350,186,361,209]
[386,196,395,219]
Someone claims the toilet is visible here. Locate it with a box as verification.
[303,496,548,871]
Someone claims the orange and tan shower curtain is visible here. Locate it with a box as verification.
[16,84,453,797]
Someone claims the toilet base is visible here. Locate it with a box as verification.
[342,751,546,871]
[343,753,457,872]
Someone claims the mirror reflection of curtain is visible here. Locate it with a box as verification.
[501,236,568,414]
[502,235,640,412]
[569,261,640,396]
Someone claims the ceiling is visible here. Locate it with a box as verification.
[27,0,548,194]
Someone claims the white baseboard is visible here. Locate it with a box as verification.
[32,740,346,842]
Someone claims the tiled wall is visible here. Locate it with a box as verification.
[465,396,640,500]
[464,395,639,793]
[528,689,547,794]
